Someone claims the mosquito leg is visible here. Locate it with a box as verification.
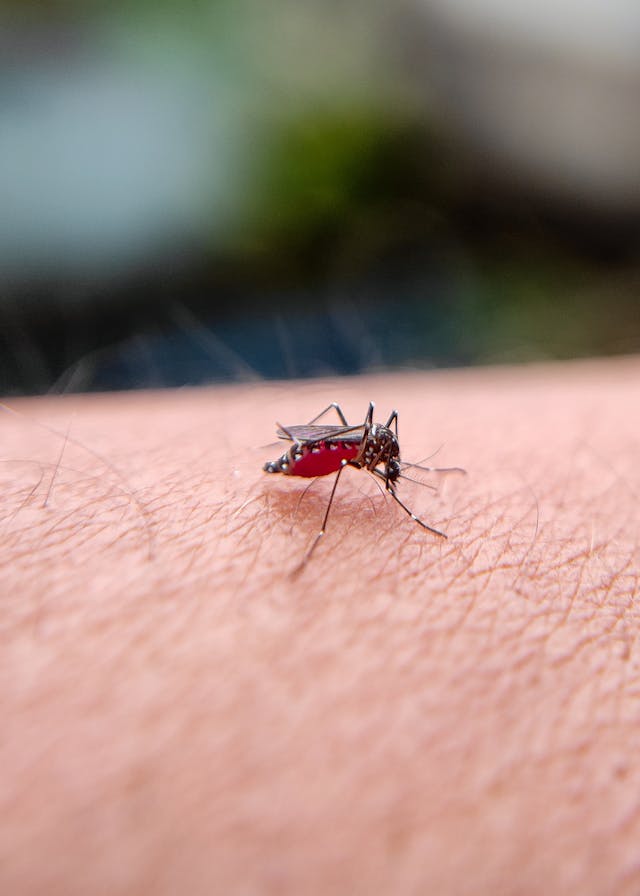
[385,409,399,436]
[306,402,349,426]
[364,402,374,428]
[370,468,391,488]
[275,421,302,447]
[386,486,448,539]
[295,460,350,571]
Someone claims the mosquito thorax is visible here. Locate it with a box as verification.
[360,423,400,470]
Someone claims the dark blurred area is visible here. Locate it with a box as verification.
[1,0,639,395]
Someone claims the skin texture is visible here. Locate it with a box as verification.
[1,357,640,895]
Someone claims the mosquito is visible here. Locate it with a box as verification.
[263,401,464,568]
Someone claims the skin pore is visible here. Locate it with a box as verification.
[1,357,640,895]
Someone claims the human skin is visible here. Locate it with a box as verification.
[1,357,639,895]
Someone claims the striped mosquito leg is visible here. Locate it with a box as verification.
[306,402,349,426]
[294,461,349,573]
[386,487,447,539]
[384,409,399,435]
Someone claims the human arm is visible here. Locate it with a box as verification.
[2,357,640,894]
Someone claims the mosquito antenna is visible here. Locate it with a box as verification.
[400,461,467,476]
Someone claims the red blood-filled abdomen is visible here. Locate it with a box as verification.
[289,441,359,477]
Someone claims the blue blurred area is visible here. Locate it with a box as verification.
[1,1,639,393]
[91,284,466,390]
[0,9,253,281]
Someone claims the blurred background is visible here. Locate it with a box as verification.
[1,0,639,395]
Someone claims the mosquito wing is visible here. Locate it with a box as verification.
[277,423,366,443]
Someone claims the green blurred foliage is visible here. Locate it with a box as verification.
[239,113,447,273]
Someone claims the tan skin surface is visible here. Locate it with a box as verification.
[1,358,640,895]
